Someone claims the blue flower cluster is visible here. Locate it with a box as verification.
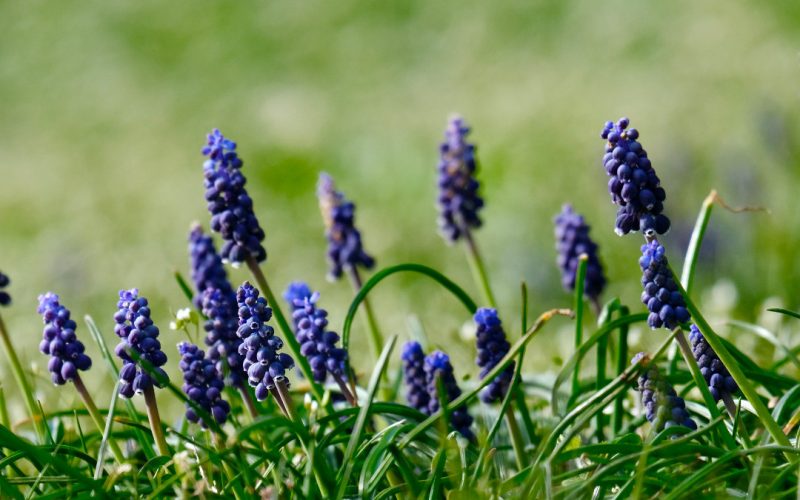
[401,341,430,413]
[600,118,670,236]
[37,293,92,385]
[424,351,474,439]
[437,116,484,242]
[639,240,690,329]
[202,287,245,388]
[633,353,697,432]
[474,308,515,404]
[114,289,169,398]
[178,342,231,428]
[317,173,374,280]
[283,281,312,319]
[0,272,9,306]
[554,204,606,300]
[202,129,266,264]
[689,325,738,402]
[188,224,234,306]
[284,283,347,383]
[236,282,294,401]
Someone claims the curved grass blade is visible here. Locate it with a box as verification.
[767,307,800,321]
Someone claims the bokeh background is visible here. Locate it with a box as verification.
[1,1,799,416]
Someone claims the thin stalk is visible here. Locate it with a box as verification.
[333,373,358,407]
[269,386,288,417]
[613,306,629,435]
[275,377,295,421]
[73,374,125,463]
[571,255,588,403]
[721,393,738,420]
[595,332,607,442]
[504,405,527,470]
[0,313,46,441]
[143,386,170,456]
[461,226,497,308]
[346,266,385,368]
[0,386,9,428]
[238,386,259,420]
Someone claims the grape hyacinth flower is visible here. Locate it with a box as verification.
[283,281,313,327]
[188,223,234,306]
[639,240,690,329]
[37,293,92,385]
[0,272,10,306]
[113,289,169,398]
[633,352,697,432]
[424,351,474,439]
[317,173,375,280]
[554,204,607,301]
[474,308,515,404]
[202,129,266,264]
[600,117,670,236]
[689,324,738,402]
[177,342,231,429]
[201,287,245,388]
[401,341,430,414]
[437,116,484,242]
[236,282,295,402]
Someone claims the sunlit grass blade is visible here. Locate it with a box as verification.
[767,307,800,321]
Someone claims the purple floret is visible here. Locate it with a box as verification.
[37,293,92,385]
[689,324,738,402]
[554,204,607,300]
[424,350,474,439]
[474,308,515,404]
[401,341,430,413]
[178,342,231,428]
[639,240,690,329]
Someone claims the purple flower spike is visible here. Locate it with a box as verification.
[554,204,606,300]
[401,341,430,414]
[424,350,474,439]
[437,116,484,242]
[633,353,697,432]
[178,342,231,429]
[639,240,690,330]
[202,129,266,264]
[236,282,294,401]
[689,325,738,402]
[474,308,515,404]
[317,173,375,280]
[113,289,169,398]
[600,118,670,236]
[283,282,313,323]
[202,287,245,388]
[0,272,10,306]
[37,293,92,385]
[188,224,234,307]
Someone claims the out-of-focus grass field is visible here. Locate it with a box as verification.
[1,1,799,414]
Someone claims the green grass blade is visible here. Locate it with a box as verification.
[571,255,588,404]
[679,190,717,294]
[94,378,122,479]
[767,307,800,321]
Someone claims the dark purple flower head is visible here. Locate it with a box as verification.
[37,293,92,385]
[236,282,295,401]
[188,223,234,307]
[202,129,266,264]
[424,350,474,439]
[113,289,169,398]
[177,342,231,429]
[632,352,696,432]
[437,116,484,242]
[201,287,245,388]
[283,282,313,316]
[554,204,607,300]
[284,284,347,383]
[639,240,690,329]
[0,272,10,306]
[401,341,430,414]
[474,308,515,404]
[600,118,670,236]
[317,173,375,280]
[689,324,738,402]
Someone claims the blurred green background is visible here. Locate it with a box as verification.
[1,1,799,417]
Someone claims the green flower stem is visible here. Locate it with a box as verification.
[238,386,259,420]
[346,266,385,369]
[142,386,170,456]
[595,331,607,442]
[333,373,357,407]
[462,226,497,308]
[268,386,288,417]
[275,377,296,421]
[73,374,125,463]
[504,404,527,470]
[612,306,629,435]
[571,255,588,403]
[0,312,46,442]
[721,392,738,420]
[671,265,794,456]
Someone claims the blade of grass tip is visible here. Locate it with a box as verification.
[671,265,794,456]
[767,307,800,321]
[461,226,497,308]
[0,314,46,442]
[336,334,397,499]
[173,270,196,306]
[570,255,588,408]
[95,378,122,479]
[728,320,800,372]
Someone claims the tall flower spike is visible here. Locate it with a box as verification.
[639,240,690,329]
[284,284,347,383]
[236,282,295,401]
[201,287,245,388]
[437,116,484,242]
[188,223,234,307]
[401,341,430,414]
[202,129,266,264]
[474,308,515,403]
[178,342,231,428]
[554,204,607,300]
[113,289,169,398]
[633,352,697,432]
[424,351,474,439]
[689,324,738,402]
[316,173,375,280]
[0,272,10,306]
[37,293,92,385]
[600,117,670,236]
